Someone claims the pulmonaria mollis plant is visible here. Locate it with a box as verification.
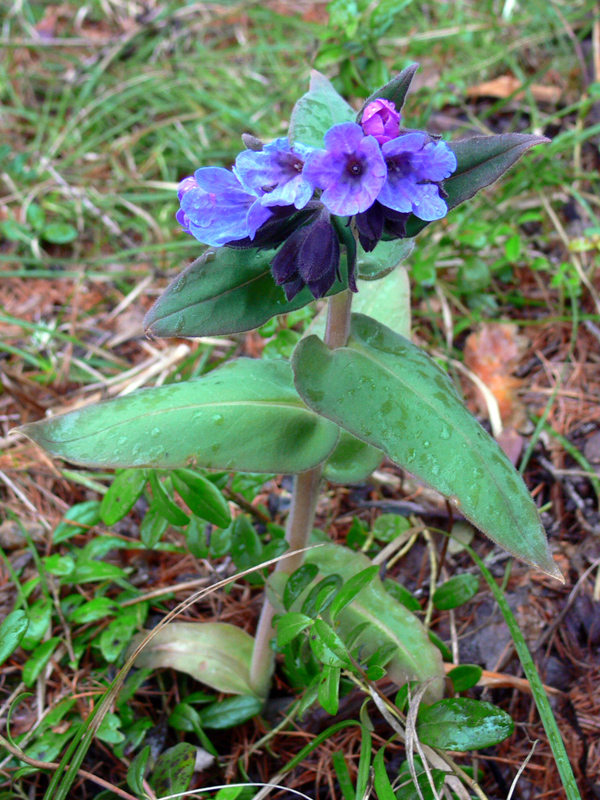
[176,83,456,300]
[22,65,560,710]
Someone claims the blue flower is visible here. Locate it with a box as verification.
[302,122,387,216]
[178,167,273,247]
[234,138,315,210]
[378,132,457,221]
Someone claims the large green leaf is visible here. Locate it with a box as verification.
[22,359,340,474]
[304,544,444,703]
[289,70,356,149]
[143,246,347,339]
[129,622,257,695]
[406,133,549,237]
[292,314,561,579]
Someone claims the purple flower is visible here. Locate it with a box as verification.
[378,132,457,221]
[234,138,315,210]
[302,123,387,217]
[177,167,272,247]
[360,99,401,144]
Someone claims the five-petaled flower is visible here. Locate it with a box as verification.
[176,85,457,299]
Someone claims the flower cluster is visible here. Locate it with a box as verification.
[177,98,456,300]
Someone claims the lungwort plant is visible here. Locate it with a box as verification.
[22,63,561,755]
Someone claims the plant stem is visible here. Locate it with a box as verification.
[249,289,353,698]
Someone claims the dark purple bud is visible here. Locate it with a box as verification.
[270,225,308,286]
[355,203,385,251]
[282,276,305,301]
[298,215,340,299]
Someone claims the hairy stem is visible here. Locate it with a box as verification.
[249,289,353,698]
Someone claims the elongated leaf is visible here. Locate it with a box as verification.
[433,573,479,609]
[0,610,29,666]
[199,695,263,729]
[417,698,514,750]
[151,742,196,798]
[293,314,561,579]
[357,62,419,121]
[303,544,444,703]
[318,664,341,715]
[172,469,231,528]
[21,359,340,474]
[406,133,549,237]
[129,622,256,695]
[289,70,356,148]
[143,244,347,340]
[100,468,147,525]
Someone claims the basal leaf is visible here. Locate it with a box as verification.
[21,359,340,475]
[289,70,356,148]
[151,742,196,797]
[144,245,348,339]
[406,133,549,237]
[129,622,256,695]
[303,544,444,703]
[292,314,561,580]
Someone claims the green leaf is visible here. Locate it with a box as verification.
[23,637,61,686]
[289,70,356,148]
[292,313,561,579]
[357,63,419,121]
[70,559,127,583]
[185,514,209,558]
[318,664,341,715]
[22,598,52,650]
[26,203,46,231]
[372,513,411,543]
[323,430,382,484]
[329,566,379,620]
[169,703,217,756]
[143,246,347,339]
[433,574,479,610]
[372,747,396,800]
[448,664,483,692]
[43,554,75,577]
[100,613,139,663]
[406,133,549,237]
[53,501,101,543]
[68,598,119,624]
[126,745,150,797]
[42,223,78,244]
[309,619,351,667]
[383,578,421,612]
[129,622,256,695]
[229,514,262,571]
[100,469,148,526]
[283,563,319,610]
[199,695,263,729]
[149,472,190,526]
[417,698,514,750]
[22,358,340,475]
[301,574,343,618]
[275,612,314,647]
[173,469,231,528]
[304,544,444,703]
[0,610,29,665]
[139,501,169,547]
[151,742,196,798]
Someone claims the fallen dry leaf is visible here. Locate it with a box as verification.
[467,74,562,104]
